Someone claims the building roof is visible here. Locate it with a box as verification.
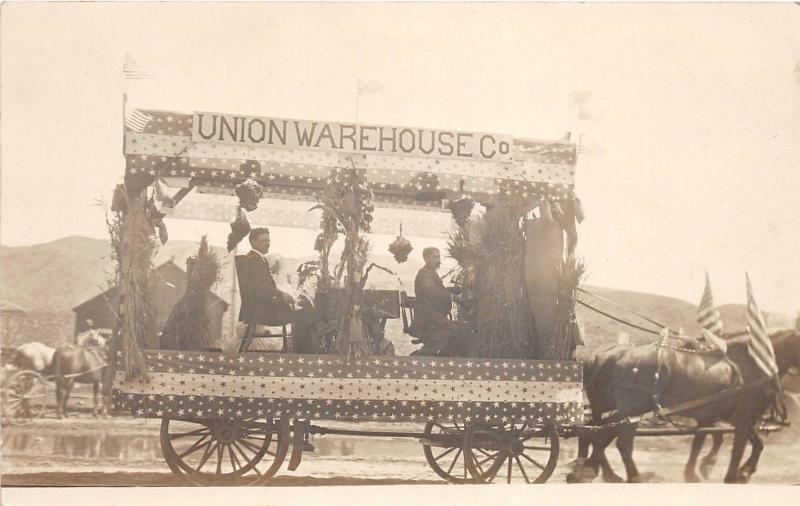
[72,260,229,313]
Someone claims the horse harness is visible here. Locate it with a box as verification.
[600,337,775,428]
[54,343,108,379]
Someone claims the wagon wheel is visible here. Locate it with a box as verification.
[463,421,559,484]
[160,417,290,486]
[421,420,472,483]
[2,370,48,425]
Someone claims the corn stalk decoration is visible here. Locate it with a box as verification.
[310,160,374,358]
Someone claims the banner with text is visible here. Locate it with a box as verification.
[192,112,514,162]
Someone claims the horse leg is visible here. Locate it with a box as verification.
[699,433,724,480]
[61,378,75,418]
[588,428,618,482]
[737,428,764,483]
[92,381,100,418]
[684,433,706,482]
[55,377,65,419]
[567,434,592,482]
[615,423,646,483]
[723,429,749,483]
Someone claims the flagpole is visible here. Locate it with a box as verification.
[355,80,360,124]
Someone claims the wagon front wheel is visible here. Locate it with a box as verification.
[463,421,559,484]
[160,417,290,485]
[421,420,472,483]
[2,370,48,425]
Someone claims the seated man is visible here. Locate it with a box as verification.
[410,247,468,356]
[244,227,295,324]
[243,227,321,353]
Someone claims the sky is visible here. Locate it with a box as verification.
[1,3,799,315]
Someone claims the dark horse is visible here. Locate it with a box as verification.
[570,330,800,483]
[51,333,109,418]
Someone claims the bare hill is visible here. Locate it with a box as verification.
[1,236,791,350]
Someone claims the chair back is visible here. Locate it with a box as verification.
[234,255,254,323]
[399,290,415,334]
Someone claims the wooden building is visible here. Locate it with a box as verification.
[72,260,229,341]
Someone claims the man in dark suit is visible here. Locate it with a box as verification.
[410,247,466,356]
[243,227,295,325]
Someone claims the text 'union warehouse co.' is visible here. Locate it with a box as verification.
[193,112,514,161]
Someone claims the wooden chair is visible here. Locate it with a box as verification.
[399,290,417,336]
[234,255,292,353]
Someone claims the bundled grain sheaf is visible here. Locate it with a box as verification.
[160,236,221,351]
[449,204,537,358]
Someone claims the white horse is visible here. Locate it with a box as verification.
[12,342,56,373]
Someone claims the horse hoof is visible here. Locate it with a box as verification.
[602,473,624,483]
[629,472,660,483]
[566,466,598,483]
[699,464,714,480]
[737,468,753,483]
[684,472,701,483]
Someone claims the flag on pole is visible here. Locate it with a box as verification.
[568,90,593,110]
[697,272,724,338]
[124,109,153,132]
[745,273,778,377]
[123,53,153,80]
[356,79,386,96]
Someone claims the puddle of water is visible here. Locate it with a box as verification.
[2,431,425,461]
[3,432,163,460]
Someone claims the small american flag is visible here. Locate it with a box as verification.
[357,79,386,96]
[124,109,153,132]
[123,53,153,80]
[746,273,778,377]
[697,272,724,338]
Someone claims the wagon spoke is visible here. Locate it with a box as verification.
[195,441,218,472]
[486,456,505,483]
[445,448,463,476]
[215,444,223,475]
[232,442,260,475]
[515,456,531,484]
[178,434,211,459]
[434,446,457,462]
[238,438,265,454]
[228,444,241,472]
[521,452,545,470]
[170,427,211,440]
[477,452,499,467]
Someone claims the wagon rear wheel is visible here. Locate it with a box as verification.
[422,420,472,483]
[2,370,48,425]
[160,417,290,486]
[464,421,559,484]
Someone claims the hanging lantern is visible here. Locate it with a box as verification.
[448,179,474,227]
[449,196,474,228]
[388,223,413,263]
[235,179,263,212]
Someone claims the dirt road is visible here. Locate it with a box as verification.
[2,414,798,486]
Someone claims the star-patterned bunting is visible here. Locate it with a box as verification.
[113,350,583,425]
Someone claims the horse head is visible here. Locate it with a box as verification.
[772,330,800,376]
[84,333,107,349]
